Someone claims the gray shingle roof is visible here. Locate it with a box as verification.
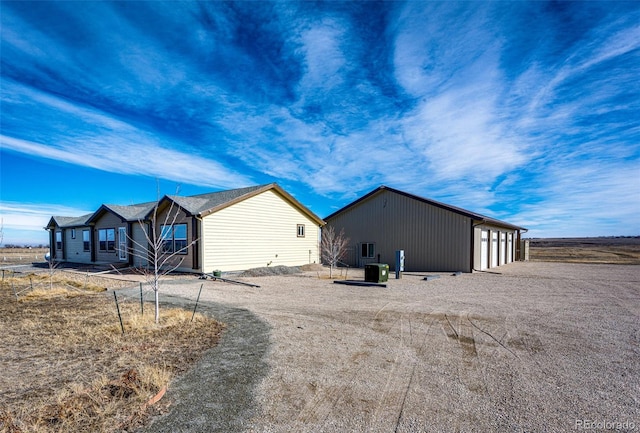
[166,184,267,215]
[101,202,157,221]
[49,214,93,228]
[50,184,324,228]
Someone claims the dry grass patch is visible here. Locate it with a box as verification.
[3,272,107,301]
[0,248,48,266]
[0,275,224,433]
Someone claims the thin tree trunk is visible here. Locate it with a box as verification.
[154,287,159,324]
[154,271,160,324]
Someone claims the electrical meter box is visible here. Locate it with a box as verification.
[395,250,405,279]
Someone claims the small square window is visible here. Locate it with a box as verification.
[361,243,375,258]
[99,228,115,251]
[297,224,305,237]
[160,223,188,254]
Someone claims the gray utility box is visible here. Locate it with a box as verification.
[364,264,389,283]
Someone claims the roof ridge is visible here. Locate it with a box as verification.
[181,183,272,200]
[326,185,524,230]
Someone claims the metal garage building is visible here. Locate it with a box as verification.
[324,186,526,273]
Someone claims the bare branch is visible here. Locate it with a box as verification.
[321,226,350,279]
[126,189,199,324]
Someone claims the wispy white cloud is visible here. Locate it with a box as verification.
[0,202,93,245]
[1,81,252,189]
[390,1,532,198]
[400,89,528,182]
[1,1,638,240]
[509,149,640,237]
[295,17,348,95]
[1,134,252,190]
[0,202,91,229]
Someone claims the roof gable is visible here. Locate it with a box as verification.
[46,214,93,229]
[153,183,324,225]
[86,202,156,224]
[325,185,524,230]
[164,184,268,216]
[48,184,325,230]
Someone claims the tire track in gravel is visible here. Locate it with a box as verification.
[291,303,434,432]
[438,312,492,398]
[294,304,404,429]
[292,311,368,426]
[367,307,411,430]
[295,368,361,427]
[391,313,436,433]
[367,308,437,433]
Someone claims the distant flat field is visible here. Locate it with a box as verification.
[528,237,640,264]
[0,248,49,266]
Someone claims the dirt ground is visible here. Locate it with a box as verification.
[132,261,640,432]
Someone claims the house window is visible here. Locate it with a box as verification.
[83,230,90,252]
[361,243,375,258]
[99,228,115,251]
[55,231,62,250]
[161,225,173,253]
[160,224,188,254]
[71,229,76,239]
[297,224,305,237]
[174,224,187,253]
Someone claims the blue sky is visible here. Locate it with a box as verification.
[1,1,639,245]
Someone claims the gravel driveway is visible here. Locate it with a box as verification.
[134,262,639,432]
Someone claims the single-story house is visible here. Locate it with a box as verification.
[46,183,324,273]
[324,186,527,273]
[46,214,95,264]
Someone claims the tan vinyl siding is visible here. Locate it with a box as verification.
[327,189,471,272]
[201,190,320,272]
[64,227,92,264]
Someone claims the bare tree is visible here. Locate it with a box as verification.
[321,226,350,279]
[127,195,198,324]
[47,255,60,291]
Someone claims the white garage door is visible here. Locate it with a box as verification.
[481,230,488,270]
[491,232,498,268]
[507,233,513,263]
